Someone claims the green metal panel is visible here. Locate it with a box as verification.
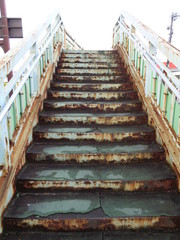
[19,85,27,116]
[159,82,165,111]
[7,103,16,140]
[154,76,158,100]
[16,94,21,123]
[165,90,172,121]
[172,101,180,135]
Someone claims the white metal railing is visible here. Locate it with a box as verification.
[113,10,180,143]
[0,11,82,176]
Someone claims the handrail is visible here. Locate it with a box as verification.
[113,10,180,143]
[0,11,82,176]
[65,30,83,50]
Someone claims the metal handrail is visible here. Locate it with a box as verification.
[0,11,82,175]
[113,10,180,142]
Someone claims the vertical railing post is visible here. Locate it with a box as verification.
[0,78,10,174]
[30,42,40,96]
[145,42,157,96]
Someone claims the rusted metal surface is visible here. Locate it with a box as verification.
[4,216,180,232]
[39,112,148,125]
[33,125,154,143]
[47,90,138,101]
[16,161,176,192]
[26,142,165,164]
[56,68,126,76]
[50,82,134,91]
[60,57,121,64]
[17,179,176,192]
[54,74,129,83]
[43,101,142,113]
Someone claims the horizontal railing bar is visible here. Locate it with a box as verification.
[4,53,35,98]
[0,11,62,79]
[65,29,82,49]
[118,19,180,99]
[0,17,61,123]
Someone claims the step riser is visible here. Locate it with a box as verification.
[17,179,176,192]
[4,216,180,232]
[43,102,142,113]
[58,63,123,69]
[60,58,121,64]
[63,50,119,54]
[50,83,134,91]
[39,115,147,126]
[47,91,138,101]
[54,75,129,83]
[56,69,126,76]
[33,132,155,143]
[26,152,165,164]
[61,53,119,59]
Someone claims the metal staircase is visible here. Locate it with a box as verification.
[2,50,180,239]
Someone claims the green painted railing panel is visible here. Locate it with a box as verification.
[8,103,16,140]
[159,82,165,111]
[165,90,172,122]
[173,101,180,135]
[155,76,158,100]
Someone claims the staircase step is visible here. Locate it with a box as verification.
[47,90,138,101]
[26,142,165,163]
[56,68,126,76]
[58,62,122,69]
[33,125,155,143]
[39,112,147,125]
[4,192,180,231]
[60,57,121,63]
[50,82,134,91]
[43,100,142,113]
[63,50,118,54]
[54,74,129,83]
[16,162,176,192]
[61,51,118,59]
[3,231,180,240]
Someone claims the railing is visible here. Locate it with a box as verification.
[113,10,180,144]
[0,11,82,176]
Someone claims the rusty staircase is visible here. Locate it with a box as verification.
[2,50,180,239]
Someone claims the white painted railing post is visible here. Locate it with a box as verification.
[145,43,157,97]
[30,43,40,96]
[0,78,10,174]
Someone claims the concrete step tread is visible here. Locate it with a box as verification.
[4,192,180,219]
[3,231,180,240]
[17,162,176,182]
[34,124,154,134]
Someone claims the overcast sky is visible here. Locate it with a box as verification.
[5,0,180,50]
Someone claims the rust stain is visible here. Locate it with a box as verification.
[5,215,180,231]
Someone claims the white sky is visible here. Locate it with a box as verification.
[5,0,180,50]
